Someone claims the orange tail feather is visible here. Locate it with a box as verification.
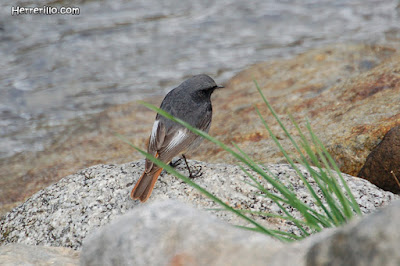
[130,168,163,202]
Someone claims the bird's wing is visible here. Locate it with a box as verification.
[145,119,197,173]
[198,109,212,133]
[145,120,165,172]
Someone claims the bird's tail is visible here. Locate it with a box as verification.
[130,167,163,202]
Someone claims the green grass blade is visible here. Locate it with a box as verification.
[253,83,327,215]
[253,83,360,227]
[237,164,311,235]
[233,142,326,232]
[289,115,345,224]
[306,122,361,216]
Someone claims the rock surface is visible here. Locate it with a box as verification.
[80,200,284,266]
[0,243,79,266]
[358,125,400,193]
[2,43,400,215]
[80,199,400,266]
[306,199,400,266]
[0,160,398,250]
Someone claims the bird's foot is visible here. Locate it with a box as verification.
[181,154,203,178]
[169,158,182,168]
[188,165,202,178]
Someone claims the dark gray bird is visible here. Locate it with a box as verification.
[131,74,223,202]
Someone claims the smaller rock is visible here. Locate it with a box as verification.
[0,244,79,266]
[80,200,284,266]
[358,125,400,193]
[305,199,400,266]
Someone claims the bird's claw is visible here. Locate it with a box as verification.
[189,165,202,178]
[169,158,182,168]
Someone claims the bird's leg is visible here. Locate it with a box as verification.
[182,154,202,178]
[169,157,182,168]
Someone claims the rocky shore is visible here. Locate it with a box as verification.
[2,43,400,216]
[1,43,400,264]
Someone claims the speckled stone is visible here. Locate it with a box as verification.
[0,160,398,250]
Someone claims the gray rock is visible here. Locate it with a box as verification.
[0,243,79,266]
[81,200,283,266]
[0,160,398,250]
[305,199,400,266]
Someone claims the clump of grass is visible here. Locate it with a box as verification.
[119,81,361,242]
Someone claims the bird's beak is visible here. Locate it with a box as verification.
[217,85,224,89]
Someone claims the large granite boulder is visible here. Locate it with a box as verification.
[0,160,397,250]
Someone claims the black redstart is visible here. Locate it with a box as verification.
[130,74,223,202]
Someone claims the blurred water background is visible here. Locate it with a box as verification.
[0,0,399,159]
